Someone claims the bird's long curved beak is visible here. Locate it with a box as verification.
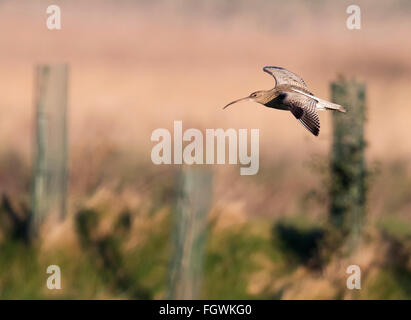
[223,97,250,109]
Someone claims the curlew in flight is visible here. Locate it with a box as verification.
[223,66,346,136]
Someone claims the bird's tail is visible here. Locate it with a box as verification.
[316,97,346,113]
[291,88,346,113]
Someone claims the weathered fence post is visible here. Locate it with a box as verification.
[30,64,69,238]
[329,78,366,245]
[168,167,213,299]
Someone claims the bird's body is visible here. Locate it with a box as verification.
[223,66,346,136]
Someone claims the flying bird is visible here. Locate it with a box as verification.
[223,66,346,136]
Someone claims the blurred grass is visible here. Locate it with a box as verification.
[365,268,411,299]
[0,242,42,299]
[377,217,411,239]
[0,153,410,299]
[1,208,410,299]
[203,223,282,299]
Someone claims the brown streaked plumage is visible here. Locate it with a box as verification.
[223,66,346,136]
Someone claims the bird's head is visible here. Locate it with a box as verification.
[223,90,267,109]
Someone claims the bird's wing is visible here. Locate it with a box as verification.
[263,66,309,91]
[283,92,320,136]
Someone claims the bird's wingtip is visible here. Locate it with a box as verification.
[263,66,284,71]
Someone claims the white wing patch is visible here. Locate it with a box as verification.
[291,88,344,112]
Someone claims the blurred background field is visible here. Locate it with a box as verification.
[1,0,411,299]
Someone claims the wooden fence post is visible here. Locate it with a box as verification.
[168,167,213,299]
[30,64,68,238]
[330,78,366,244]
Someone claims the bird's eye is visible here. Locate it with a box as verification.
[251,93,257,97]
